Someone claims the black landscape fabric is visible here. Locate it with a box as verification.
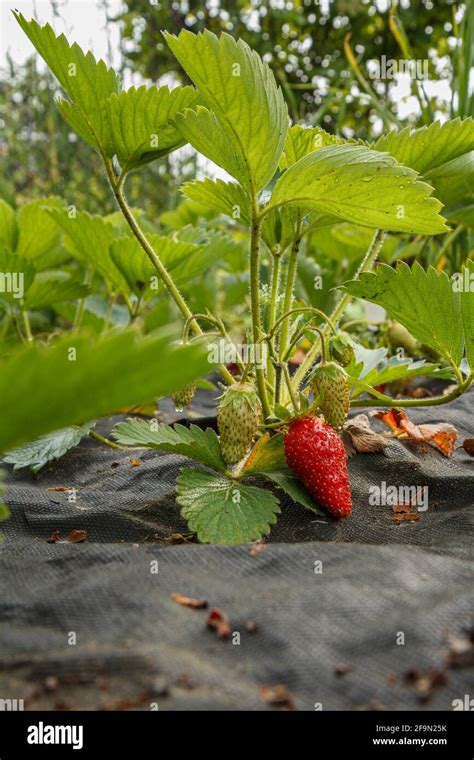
[0,390,473,710]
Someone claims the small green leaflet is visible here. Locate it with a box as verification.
[373,118,474,175]
[176,468,280,544]
[271,144,448,235]
[265,471,326,517]
[0,199,17,251]
[4,423,95,473]
[280,124,346,169]
[15,197,64,260]
[23,275,90,310]
[181,178,251,225]
[113,419,227,473]
[14,12,119,154]
[164,29,288,191]
[460,260,474,369]
[343,262,465,367]
[106,84,201,171]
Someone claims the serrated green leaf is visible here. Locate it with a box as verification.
[106,84,200,171]
[175,106,249,186]
[0,248,36,305]
[14,12,119,153]
[4,422,95,473]
[424,151,474,210]
[241,432,287,476]
[181,178,251,225]
[265,471,325,516]
[0,199,17,251]
[165,29,288,191]
[343,262,464,366]
[460,260,474,369]
[271,144,448,234]
[373,118,474,175]
[176,468,280,544]
[0,328,209,452]
[15,197,64,260]
[24,275,90,310]
[113,419,226,473]
[47,208,127,294]
[280,125,346,169]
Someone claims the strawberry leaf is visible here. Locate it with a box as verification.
[373,118,474,175]
[176,468,280,544]
[241,432,287,476]
[4,422,95,473]
[113,420,227,473]
[0,328,209,452]
[271,144,448,235]
[14,13,119,154]
[265,471,326,516]
[181,178,251,225]
[106,85,201,171]
[164,29,288,191]
[343,262,465,367]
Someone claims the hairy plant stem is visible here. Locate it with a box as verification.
[351,373,473,408]
[250,211,271,420]
[105,161,233,385]
[289,229,387,399]
[279,218,302,361]
[21,309,33,343]
[266,252,282,394]
[89,430,131,450]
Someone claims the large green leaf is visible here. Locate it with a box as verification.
[106,84,200,171]
[14,12,119,153]
[174,106,249,186]
[0,249,36,305]
[460,260,474,369]
[0,329,209,452]
[181,178,251,225]
[4,423,95,473]
[0,200,17,251]
[343,262,464,366]
[113,419,226,473]
[265,471,325,516]
[271,144,447,234]
[47,208,127,293]
[23,275,90,310]
[373,118,474,175]
[280,124,346,169]
[165,29,288,191]
[176,468,280,544]
[424,152,474,210]
[15,197,64,260]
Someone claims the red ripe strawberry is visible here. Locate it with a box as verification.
[284,416,352,518]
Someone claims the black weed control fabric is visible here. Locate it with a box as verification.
[0,389,473,710]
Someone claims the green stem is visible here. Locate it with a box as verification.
[267,252,282,394]
[21,309,33,343]
[279,221,302,361]
[351,374,472,408]
[106,160,199,333]
[435,225,465,267]
[290,229,387,396]
[105,160,233,385]
[250,211,271,420]
[89,431,131,450]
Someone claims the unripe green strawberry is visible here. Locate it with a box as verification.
[217,382,261,465]
[386,321,420,355]
[172,383,196,409]
[311,361,349,430]
[328,332,354,367]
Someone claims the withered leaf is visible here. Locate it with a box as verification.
[461,439,474,457]
[170,592,208,610]
[259,683,295,710]
[68,529,87,543]
[206,607,231,639]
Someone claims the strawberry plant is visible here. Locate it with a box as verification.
[7,13,474,544]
